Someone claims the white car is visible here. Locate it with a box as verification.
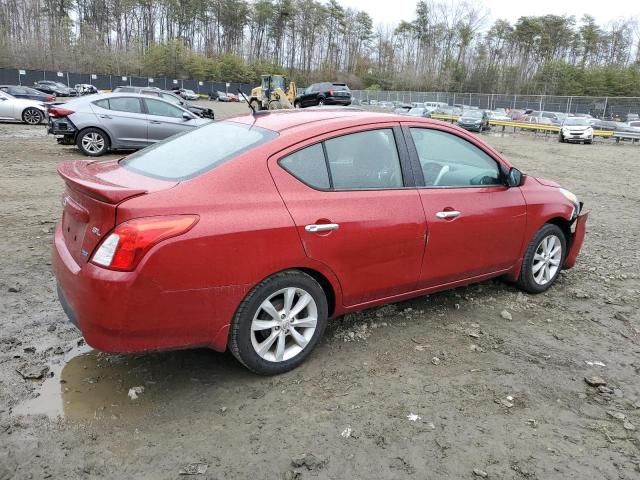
[0,90,47,124]
[559,117,593,144]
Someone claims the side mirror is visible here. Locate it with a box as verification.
[506,167,523,187]
[182,112,194,121]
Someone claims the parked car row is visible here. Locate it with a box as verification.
[33,80,77,97]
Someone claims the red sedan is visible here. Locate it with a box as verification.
[53,110,588,374]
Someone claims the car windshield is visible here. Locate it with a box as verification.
[121,122,278,181]
[408,108,425,114]
[463,110,483,118]
[55,82,67,88]
[563,118,589,126]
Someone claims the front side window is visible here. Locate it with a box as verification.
[108,97,143,114]
[410,128,502,187]
[325,129,403,189]
[144,98,184,118]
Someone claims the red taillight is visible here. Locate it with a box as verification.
[329,90,334,96]
[48,106,74,117]
[91,215,198,271]
[46,95,55,102]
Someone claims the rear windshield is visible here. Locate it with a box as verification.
[121,121,278,181]
[331,84,350,91]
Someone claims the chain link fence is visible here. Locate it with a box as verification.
[351,90,640,120]
[0,68,251,96]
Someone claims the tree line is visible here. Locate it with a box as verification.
[1,0,639,96]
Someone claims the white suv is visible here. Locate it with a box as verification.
[559,117,593,144]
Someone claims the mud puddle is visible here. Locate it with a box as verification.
[13,346,254,423]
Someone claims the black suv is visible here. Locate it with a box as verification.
[294,82,351,108]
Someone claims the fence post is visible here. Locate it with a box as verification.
[603,97,608,119]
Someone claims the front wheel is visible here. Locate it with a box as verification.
[318,98,325,106]
[229,270,328,375]
[22,107,43,125]
[558,134,564,143]
[517,224,566,293]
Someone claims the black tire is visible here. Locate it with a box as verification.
[586,139,593,144]
[76,127,110,157]
[249,99,261,111]
[558,134,564,143]
[22,107,43,125]
[229,270,328,375]
[517,224,567,294]
[318,98,325,106]
[294,101,301,109]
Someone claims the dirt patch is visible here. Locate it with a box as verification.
[1,109,639,479]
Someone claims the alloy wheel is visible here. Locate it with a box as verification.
[81,132,105,154]
[250,287,318,362]
[532,234,562,285]
[23,109,42,125]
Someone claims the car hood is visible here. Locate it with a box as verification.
[534,177,561,188]
[563,125,589,130]
[460,116,481,122]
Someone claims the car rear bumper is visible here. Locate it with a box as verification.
[53,224,240,353]
[325,97,351,105]
[48,117,77,137]
[564,207,588,269]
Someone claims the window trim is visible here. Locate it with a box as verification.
[276,125,416,192]
[402,124,509,189]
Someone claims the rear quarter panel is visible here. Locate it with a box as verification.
[115,141,343,347]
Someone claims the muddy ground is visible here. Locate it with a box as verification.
[1,102,639,480]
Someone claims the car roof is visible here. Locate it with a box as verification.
[229,108,437,134]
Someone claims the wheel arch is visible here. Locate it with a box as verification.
[75,125,112,145]
[21,105,45,121]
[296,267,337,317]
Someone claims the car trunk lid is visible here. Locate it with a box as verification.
[58,159,177,265]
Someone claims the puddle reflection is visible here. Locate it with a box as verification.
[14,347,255,422]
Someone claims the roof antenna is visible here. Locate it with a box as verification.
[238,89,255,114]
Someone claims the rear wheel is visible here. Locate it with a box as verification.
[22,107,43,125]
[229,270,328,375]
[517,224,566,294]
[76,128,109,157]
[318,98,325,106]
[294,101,301,109]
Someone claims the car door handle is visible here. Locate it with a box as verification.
[149,120,161,124]
[305,223,339,233]
[99,115,112,119]
[436,211,461,219]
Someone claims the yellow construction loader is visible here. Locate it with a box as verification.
[249,75,297,110]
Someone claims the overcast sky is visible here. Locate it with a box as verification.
[340,0,639,27]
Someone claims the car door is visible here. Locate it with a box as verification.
[0,91,14,119]
[301,85,317,107]
[92,96,149,147]
[269,124,426,306]
[143,98,197,143]
[403,124,527,287]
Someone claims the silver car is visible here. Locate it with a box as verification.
[47,93,211,156]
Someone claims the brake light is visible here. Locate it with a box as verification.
[329,90,334,96]
[48,106,74,117]
[46,95,55,102]
[91,215,198,271]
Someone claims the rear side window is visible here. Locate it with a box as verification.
[121,122,277,181]
[326,130,402,189]
[280,144,330,189]
[93,99,109,109]
[109,97,142,114]
[279,129,403,190]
